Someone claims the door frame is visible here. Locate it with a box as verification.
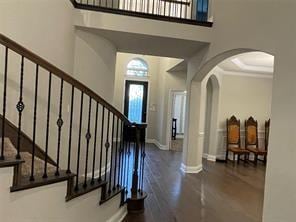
[123,80,149,123]
[166,89,187,150]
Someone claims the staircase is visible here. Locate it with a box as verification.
[0,33,147,216]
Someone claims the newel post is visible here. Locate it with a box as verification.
[127,123,148,214]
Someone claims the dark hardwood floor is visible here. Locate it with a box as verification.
[125,144,265,222]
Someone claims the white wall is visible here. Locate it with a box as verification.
[218,73,272,130]
[200,70,273,159]
[73,28,117,103]
[156,58,187,147]
[0,0,75,74]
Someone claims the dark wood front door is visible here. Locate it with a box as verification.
[123,80,148,142]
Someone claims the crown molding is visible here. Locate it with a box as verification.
[217,66,273,79]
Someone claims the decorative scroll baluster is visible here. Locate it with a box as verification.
[43,73,52,178]
[104,110,110,181]
[55,79,64,176]
[108,113,115,193]
[67,85,75,174]
[75,91,84,191]
[16,56,25,159]
[1,47,8,160]
[84,96,92,188]
[30,64,39,181]
[91,102,99,184]
[113,117,119,190]
[98,106,105,182]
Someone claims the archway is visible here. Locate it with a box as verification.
[203,74,220,161]
[182,49,274,172]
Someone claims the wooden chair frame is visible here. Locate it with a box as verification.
[245,117,268,165]
[226,115,249,164]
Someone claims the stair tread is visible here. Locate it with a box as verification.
[0,158,25,168]
[11,170,76,192]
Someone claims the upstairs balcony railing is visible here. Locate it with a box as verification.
[70,0,212,26]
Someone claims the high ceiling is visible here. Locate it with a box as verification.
[218,52,274,75]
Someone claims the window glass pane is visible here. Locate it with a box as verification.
[128,84,144,123]
[127,59,148,77]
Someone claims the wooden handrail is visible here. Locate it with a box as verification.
[0,33,131,126]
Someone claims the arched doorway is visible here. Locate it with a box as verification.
[182,49,274,172]
[203,74,220,161]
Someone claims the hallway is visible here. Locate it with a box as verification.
[125,144,265,222]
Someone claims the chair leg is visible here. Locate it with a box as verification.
[237,154,240,164]
[244,154,247,163]
[233,153,235,164]
[225,150,229,163]
[254,154,258,165]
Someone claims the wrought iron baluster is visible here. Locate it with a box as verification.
[104,110,111,181]
[55,79,64,176]
[30,64,39,181]
[91,102,99,184]
[16,56,25,159]
[126,139,131,194]
[118,121,124,187]
[98,106,105,182]
[138,134,143,191]
[180,0,183,18]
[67,85,75,174]
[84,96,92,188]
[122,136,127,189]
[113,117,119,190]
[108,113,115,193]
[191,0,194,19]
[1,47,8,160]
[140,141,146,194]
[43,72,52,178]
[185,0,188,19]
[75,91,84,191]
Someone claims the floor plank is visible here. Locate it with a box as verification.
[125,143,265,222]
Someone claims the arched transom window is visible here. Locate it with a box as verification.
[126,58,148,77]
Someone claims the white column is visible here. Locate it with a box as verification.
[181,80,203,173]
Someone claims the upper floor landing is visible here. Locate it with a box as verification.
[70,0,213,27]
[71,0,213,58]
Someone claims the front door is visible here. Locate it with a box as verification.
[123,80,148,142]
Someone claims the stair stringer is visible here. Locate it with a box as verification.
[0,166,127,222]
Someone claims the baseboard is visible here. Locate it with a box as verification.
[106,205,127,222]
[147,138,169,150]
[180,163,202,174]
[202,153,208,159]
[207,155,216,162]
[202,153,217,162]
